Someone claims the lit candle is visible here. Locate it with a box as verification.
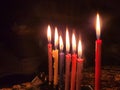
[52,27,59,86]
[95,13,102,90]
[65,29,71,90]
[59,35,64,90]
[47,25,53,84]
[70,33,77,90]
[76,39,84,90]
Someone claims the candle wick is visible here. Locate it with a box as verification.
[60,50,63,53]
[73,51,76,54]
[49,41,51,43]
[78,56,81,59]
[66,51,69,54]
[55,46,57,50]
[97,34,100,40]
[97,37,100,40]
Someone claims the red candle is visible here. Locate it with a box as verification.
[47,25,53,84]
[70,33,77,90]
[65,54,71,90]
[95,13,102,90]
[76,39,83,90]
[65,29,71,90]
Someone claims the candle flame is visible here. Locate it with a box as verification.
[47,25,51,43]
[78,39,82,58]
[72,33,76,53]
[96,13,101,39]
[66,29,70,53]
[59,35,64,51]
[54,27,58,49]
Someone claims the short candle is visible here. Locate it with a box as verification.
[76,39,84,90]
[65,29,71,90]
[59,35,64,89]
[47,25,53,84]
[70,33,77,90]
[52,27,59,86]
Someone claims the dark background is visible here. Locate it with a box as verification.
[0,0,120,87]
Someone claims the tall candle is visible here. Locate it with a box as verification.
[52,27,59,86]
[70,33,77,90]
[59,35,64,90]
[47,25,53,84]
[65,29,71,90]
[95,13,102,90]
[76,39,83,90]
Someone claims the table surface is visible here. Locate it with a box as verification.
[0,66,120,90]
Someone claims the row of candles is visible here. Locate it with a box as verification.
[47,13,102,90]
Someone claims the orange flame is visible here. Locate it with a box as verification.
[59,35,64,51]
[47,25,51,42]
[54,27,58,48]
[78,39,82,58]
[66,29,70,53]
[96,13,101,39]
[72,33,76,53]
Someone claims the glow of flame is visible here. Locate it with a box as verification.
[54,27,58,48]
[66,29,70,53]
[96,13,101,39]
[72,33,76,53]
[59,35,64,51]
[78,39,82,58]
[47,25,51,43]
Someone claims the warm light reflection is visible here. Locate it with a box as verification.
[54,27,58,49]
[66,29,70,53]
[59,35,64,51]
[72,33,76,53]
[78,39,82,58]
[47,25,51,43]
[96,13,101,39]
